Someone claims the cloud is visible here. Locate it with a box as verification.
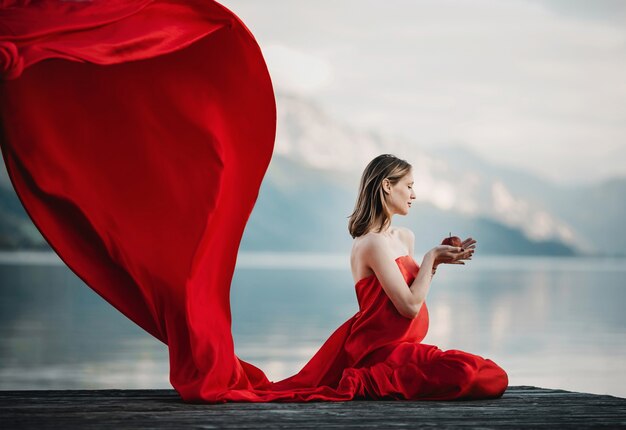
[222,0,626,184]
[263,44,333,95]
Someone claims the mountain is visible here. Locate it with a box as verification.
[256,92,590,255]
[240,154,577,256]
[429,145,626,257]
[0,91,620,256]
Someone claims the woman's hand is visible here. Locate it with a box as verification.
[429,237,476,267]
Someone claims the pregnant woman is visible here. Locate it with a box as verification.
[265,154,509,401]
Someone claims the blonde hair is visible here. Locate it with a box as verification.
[348,154,412,238]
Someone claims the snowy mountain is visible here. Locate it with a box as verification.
[240,153,577,256]
[265,93,607,255]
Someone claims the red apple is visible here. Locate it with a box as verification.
[441,232,462,248]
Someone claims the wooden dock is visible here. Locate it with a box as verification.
[1,386,625,428]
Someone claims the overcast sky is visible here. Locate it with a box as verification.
[221,0,626,186]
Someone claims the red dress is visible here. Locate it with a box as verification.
[0,0,507,402]
[261,254,509,401]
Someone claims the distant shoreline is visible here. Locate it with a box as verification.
[0,250,624,271]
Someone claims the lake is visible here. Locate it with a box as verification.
[0,251,624,398]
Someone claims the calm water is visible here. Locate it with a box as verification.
[0,252,624,398]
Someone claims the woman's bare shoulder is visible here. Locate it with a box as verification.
[351,234,379,280]
[351,232,386,260]
[352,232,376,251]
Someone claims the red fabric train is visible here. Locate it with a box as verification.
[0,0,508,402]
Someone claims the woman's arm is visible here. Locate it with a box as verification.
[365,241,423,318]
[364,236,468,319]
[407,251,437,313]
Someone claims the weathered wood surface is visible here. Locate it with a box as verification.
[1,386,625,429]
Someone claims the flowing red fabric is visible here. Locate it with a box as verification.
[0,0,508,402]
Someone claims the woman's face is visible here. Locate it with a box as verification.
[385,170,416,216]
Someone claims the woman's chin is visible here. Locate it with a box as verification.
[393,207,410,216]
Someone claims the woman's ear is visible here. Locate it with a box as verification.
[382,178,391,194]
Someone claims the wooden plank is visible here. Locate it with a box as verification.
[1,386,625,429]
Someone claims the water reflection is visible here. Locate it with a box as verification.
[0,252,624,398]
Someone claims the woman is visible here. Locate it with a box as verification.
[349,153,476,320]
[267,154,509,401]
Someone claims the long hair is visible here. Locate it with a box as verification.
[348,154,412,238]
